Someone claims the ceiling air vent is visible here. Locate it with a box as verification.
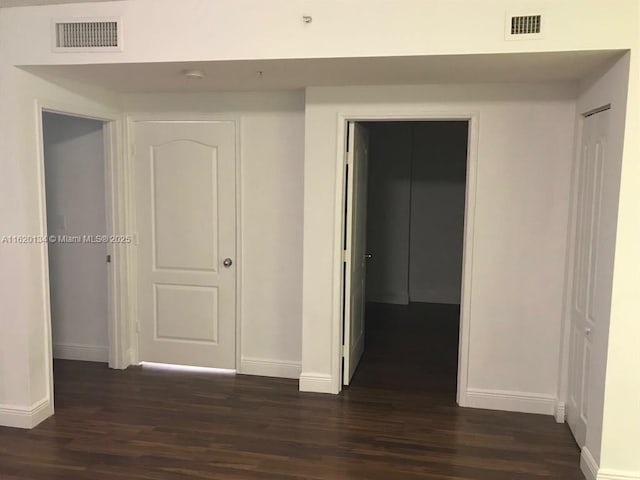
[511,15,541,35]
[52,18,122,52]
[505,12,543,40]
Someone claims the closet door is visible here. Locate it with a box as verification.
[566,110,609,447]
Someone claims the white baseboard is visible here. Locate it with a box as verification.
[464,388,556,416]
[598,470,640,480]
[240,357,301,379]
[581,446,640,480]
[554,401,566,423]
[299,372,335,393]
[53,343,108,362]
[582,447,599,480]
[0,397,52,429]
[368,293,409,305]
[408,293,460,305]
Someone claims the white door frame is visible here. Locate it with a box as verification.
[555,113,586,424]
[333,112,479,404]
[36,99,131,415]
[125,114,243,371]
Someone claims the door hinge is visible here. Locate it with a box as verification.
[343,250,348,262]
[341,344,345,357]
[346,132,350,154]
[106,254,111,263]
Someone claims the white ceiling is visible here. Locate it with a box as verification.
[24,50,623,93]
[1,0,118,7]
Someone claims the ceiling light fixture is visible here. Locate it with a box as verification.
[183,69,205,80]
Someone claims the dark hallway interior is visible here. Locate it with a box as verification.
[350,302,459,396]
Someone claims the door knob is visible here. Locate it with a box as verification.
[585,327,592,336]
[223,258,233,268]
[364,253,373,259]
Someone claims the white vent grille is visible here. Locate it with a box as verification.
[53,18,121,51]
[510,15,542,35]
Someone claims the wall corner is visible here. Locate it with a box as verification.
[299,372,337,394]
[0,397,52,429]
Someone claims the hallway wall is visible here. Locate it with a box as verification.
[43,112,108,362]
[365,123,412,304]
[409,121,467,305]
[365,121,468,306]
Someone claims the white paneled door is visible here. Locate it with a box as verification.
[135,121,236,369]
[343,122,370,385]
[566,109,609,446]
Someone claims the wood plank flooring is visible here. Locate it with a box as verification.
[0,303,583,479]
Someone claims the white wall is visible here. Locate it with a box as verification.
[43,112,109,362]
[301,84,576,407]
[365,121,467,306]
[590,10,640,475]
[1,0,637,66]
[122,91,305,378]
[365,123,412,305]
[409,121,467,305]
[0,64,119,427]
[599,38,640,475]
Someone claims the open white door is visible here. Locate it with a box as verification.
[566,109,609,446]
[343,122,370,385]
[134,121,237,369]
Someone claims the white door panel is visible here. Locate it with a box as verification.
[567,110,608,447]
[343,122,370,385]
[152,140,219,271]
[135,121,236,369]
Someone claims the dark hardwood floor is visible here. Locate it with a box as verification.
[0,303,583,479]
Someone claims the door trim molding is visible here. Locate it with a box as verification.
[35,99,127,425]
[554,400,566,423]
[125,114,242,370]
[326,111,479,399]
[556,114,584,424]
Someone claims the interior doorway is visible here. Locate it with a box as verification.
[341,120,470,397]
[43,112,110,364]
[39,106,125,415]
